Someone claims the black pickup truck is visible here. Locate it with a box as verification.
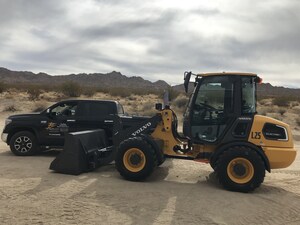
[1,100,147,156]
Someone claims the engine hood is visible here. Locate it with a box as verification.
[8,112,43,120]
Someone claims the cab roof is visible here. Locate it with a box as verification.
[197,72,257,77]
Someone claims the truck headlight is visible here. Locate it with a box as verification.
[5,118,12,126]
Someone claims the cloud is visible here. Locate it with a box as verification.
[0,0,299,87]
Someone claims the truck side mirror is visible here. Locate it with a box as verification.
[46,109,56,118]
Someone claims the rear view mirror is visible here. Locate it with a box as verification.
[184,71,192,93]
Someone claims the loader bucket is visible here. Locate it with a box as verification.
[49,129,112,175]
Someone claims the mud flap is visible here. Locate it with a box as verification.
[49,129,114,175]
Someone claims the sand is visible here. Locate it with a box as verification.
[1,112,300,225]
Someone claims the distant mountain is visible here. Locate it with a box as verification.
[0,67,170,90]
[1,67,299,97]
[172,82,300,98]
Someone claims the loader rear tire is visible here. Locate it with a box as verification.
[116,137,157,181]
[215,146,265,192]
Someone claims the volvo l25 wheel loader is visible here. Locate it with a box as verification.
[50,72,297,192]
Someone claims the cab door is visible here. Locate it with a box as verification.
[187,76,236,143]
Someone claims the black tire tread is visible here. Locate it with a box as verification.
[215,145,265,192]
[9,131,39,156]
[115,137,158,181]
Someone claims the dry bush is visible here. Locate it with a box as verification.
[167,87,181,101]
[82,87,97,97]
[60,81,82,97]
[127,95,137,101]
[109,87,131,98]
[3,104,18,112]
[32,102,48,112]
[278,108,286,116]
[27,86,41,100]
[272,97,290,107]
[296,117,300,126]
[259,98,272,106]
[0,81,5,93]
[172,95,188,109]
[291,101,299,108]
[141,102,156,116]
[262,106,277,113]
[257,107,267,116]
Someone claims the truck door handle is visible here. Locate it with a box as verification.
[104,120,114,124]
[67,119,76,122]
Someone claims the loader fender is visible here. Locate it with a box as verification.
[211,142,270,172]
[141,134,165,166]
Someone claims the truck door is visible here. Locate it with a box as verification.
[75,102,116,143]
[43,101,79,146]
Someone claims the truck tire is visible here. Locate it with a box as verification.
[215,146,265,192]
[116,137,157,181]
[9,131,39,156]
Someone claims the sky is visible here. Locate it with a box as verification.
[0,0,300,87]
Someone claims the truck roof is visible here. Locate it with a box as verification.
[198,72,257,77]
[58,99,120,104]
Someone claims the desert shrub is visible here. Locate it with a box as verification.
[82,87,97,97]
[109,87,131,98]
[173,95,188,109]
[257,107,267,116]
[127,95,137,101]
[167,87,180,101]
[291,101,299,108]
[278,108,286,116]
[272,97,290,107]
[141,102,156,116]
[3,104,18,112]
[0,81,5,93]
[296,117,300,126]
[27,86,41,100]
[257,94,270,102]
[32,102,47,112]
[259,98,272,106]
[60,81,82,97]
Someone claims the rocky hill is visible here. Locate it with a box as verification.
[1,67,299,97]
[173,82,300,98]
[0,67,170,90]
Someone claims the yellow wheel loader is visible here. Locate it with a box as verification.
[50,72,297,192]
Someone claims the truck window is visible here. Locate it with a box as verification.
[117,103,124,115]
[51,102,77,117]
[89,103,113,116]
[76,102,116,117]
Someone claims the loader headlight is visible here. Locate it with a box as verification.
[5,118,12,126]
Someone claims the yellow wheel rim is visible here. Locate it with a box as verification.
[227,158,254,184]
[123,148,146,172]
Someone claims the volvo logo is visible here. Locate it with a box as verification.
[132,122,152,136]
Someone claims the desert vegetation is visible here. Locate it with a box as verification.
[1,82,300,133]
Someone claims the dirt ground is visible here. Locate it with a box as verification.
[1,113,300,225]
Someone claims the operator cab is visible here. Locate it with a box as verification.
[183,72,260,144]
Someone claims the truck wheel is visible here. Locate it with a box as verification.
[9,131,39,156]
[215,146,265,192]
[116,137,157,181]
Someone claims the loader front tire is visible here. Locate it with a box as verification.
[116,137,157,181]
[215,146,265,192]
